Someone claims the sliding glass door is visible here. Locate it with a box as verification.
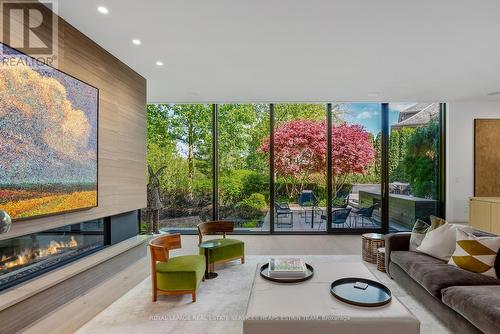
[328,103,381,231]
[146,102,445,234]
[272,104,327,232]
[387,103,443,232]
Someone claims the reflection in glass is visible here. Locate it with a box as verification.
[388,103,441,232]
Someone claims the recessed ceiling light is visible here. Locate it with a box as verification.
[367,92,380,98]
[97,6,109,14]
[487,91,500,96]
[132,39,141,45]
[156,61,164,66]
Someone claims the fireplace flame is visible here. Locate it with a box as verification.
[0,236,79,272]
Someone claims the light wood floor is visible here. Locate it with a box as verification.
[22,234,361,333]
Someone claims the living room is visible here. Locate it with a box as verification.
[0,1,499,333]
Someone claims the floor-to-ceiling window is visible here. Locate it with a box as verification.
[272,104,327,232]
[145,104,212,233]
[388,103,443,232]
[218,104,270,232]
[329,103,381,231]
[146,102,445,234]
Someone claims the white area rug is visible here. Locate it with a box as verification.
[76,255,450,334]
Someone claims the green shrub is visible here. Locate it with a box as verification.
[238,193,267,210]
[192,178,212,197]
[242,173,268,198]
[218,170,270,206]
[233,193,267,219]
[242,220,260,228]
[403,121,439,199]
[219,170,251,205]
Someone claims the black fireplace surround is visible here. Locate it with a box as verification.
[0,219,109,291]
[0,210,139,292]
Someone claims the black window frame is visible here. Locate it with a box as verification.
[192,102,446,235]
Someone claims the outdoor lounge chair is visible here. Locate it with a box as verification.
[298,190,319,217]
[353,203,379,227]
[275,202,293,227]
[319,207,352,230]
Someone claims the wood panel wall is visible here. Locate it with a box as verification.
[0,2,147,240]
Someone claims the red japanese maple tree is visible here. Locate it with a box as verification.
[260,120,375,196]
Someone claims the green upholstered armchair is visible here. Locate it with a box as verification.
[197,221,245,272]
[149,234,205,302]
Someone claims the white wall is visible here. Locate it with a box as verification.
[447,101,500,222]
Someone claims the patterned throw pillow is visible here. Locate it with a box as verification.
[429,215,447,230]
[409,219,430,252]
[448,229,500,278]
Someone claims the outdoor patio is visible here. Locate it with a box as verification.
[262,204,381,232]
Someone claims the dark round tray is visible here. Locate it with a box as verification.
[330,277,392,307]
[260,263,314,283]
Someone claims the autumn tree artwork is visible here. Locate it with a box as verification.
[0,44,98,220]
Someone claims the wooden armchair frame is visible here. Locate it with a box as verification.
[149,233,203,302]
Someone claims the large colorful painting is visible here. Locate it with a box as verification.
[0,43,98,220]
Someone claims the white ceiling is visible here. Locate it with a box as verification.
[56,0,500,103]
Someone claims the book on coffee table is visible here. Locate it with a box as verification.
[268,257,307,278]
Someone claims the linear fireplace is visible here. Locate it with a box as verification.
[0,219,109,291]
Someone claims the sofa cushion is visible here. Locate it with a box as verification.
[391,250,444,272]
[391,251,500,298]
[442,285,500,334]
[199,238,244,264]
[156,255,205,291]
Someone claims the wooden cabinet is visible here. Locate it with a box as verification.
[469,197,500,233]
[491,203,500,234]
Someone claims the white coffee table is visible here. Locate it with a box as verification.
[244,261,419,334]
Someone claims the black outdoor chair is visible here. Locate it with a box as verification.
[332,187,351,208]
[353,203,380,227]
[275,202,293,227]
[298,190,319,217]
[319,207,352,230]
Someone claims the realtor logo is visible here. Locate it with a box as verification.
[1,0,58,65]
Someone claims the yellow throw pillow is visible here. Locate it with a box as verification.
[448,229,500,278]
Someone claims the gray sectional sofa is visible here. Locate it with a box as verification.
[385,232,500,334]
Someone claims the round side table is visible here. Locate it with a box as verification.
[376,247,386,272]
[362,233,385,264]
[199,240,221,279]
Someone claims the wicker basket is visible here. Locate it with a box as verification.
[376,247,386,272]
[362,233,385,263]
